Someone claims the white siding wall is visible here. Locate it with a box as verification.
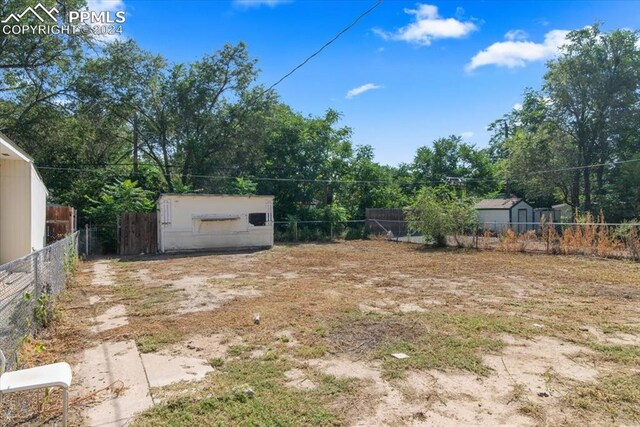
[0,159,31,264]
[158,195,274,252]
[510,201,534,232]
[477,210,510,232]
[30,165,47,251]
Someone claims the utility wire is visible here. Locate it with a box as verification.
[267,0,384,91]
[35,157,640,187]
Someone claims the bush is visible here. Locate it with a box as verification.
[406,187,477,247]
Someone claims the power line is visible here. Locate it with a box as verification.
[34,157,640,187]
[267,0,384,91]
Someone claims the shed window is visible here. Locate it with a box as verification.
[249,213,267,226]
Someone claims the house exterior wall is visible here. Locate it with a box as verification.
[30,165,47,251]
[0,159,31,264]
[158,194,274,253]
[477,209,510,232]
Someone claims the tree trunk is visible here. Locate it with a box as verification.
[583,167,591,212]
[132,114,139,178]
[571,172,580,210]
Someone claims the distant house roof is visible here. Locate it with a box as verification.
[475,198,524,210]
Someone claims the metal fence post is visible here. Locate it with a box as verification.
[294,221,298,242]
[85,224,89,257]
[33,251,40,300]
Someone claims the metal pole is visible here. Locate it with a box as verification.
[85,224,89,257]
[33,251,40,300]
[294,221,298,242]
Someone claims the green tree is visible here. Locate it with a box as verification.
[412,135,497,195]
[406,187,477,247]
[544,25,640,211]
[85,180,155,251]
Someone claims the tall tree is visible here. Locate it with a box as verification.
[544,25,640,211]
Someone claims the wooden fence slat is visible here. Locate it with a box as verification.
[118,212,157,255]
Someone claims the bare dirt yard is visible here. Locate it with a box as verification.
[7,240,640,426]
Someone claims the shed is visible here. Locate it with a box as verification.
[552,203,573,223]
[0,133,48,264]
[475,197,534,233]
[157,194,274,253]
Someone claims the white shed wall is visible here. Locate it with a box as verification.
[30,165,47,251]
[477,210,510,232]
[158,194,274,252]
[510,201,534,232]
[0,159,31,264]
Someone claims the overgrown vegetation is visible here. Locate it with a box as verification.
[406,187,477,246]
[133,358,351,427]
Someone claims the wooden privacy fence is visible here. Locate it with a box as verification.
[365,208,408,237]
[118,212,158,255]
[46,205,76,243]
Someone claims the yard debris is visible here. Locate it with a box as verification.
[391,353,410,360]
[537,392,550,398]
[532,323,544,328]
[253,313,261,325]
[244,387,255,398]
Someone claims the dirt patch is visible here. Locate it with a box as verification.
[284,368,318,390]
[328,316,426,355]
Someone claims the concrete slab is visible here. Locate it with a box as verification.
[88,295,102,305]
[92,261,115,286]
[140,353,214,388]
[90,305,128,333]
[74,341,153,427]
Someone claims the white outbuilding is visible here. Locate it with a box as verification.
[0,133,48,264]
[475,197,534,233]
[157,194,274,253]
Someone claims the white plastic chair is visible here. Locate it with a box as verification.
[0,350,72,427]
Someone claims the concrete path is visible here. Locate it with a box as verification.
[75,341,153,427]
[74,259,214,426]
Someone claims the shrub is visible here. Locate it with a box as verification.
[406,187,477,247]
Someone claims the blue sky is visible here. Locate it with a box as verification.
[105,0,640,165]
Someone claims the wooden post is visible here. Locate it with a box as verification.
[85,224,89,257]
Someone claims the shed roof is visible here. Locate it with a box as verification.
[159,193,273,199]
[0,132,32,162]
[475,198,523,210]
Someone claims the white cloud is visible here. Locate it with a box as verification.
[233,0,291,8]
[86,0,124,12]
[461,131,474,139]
[373,3,477,46]
[346,83,382,99]
[466,29,570,71]
[504,29,528,41]
[85,0,126,43]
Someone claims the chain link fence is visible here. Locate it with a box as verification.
[273,220,368,242]
[0,232,79,370]
[368,219,640,260]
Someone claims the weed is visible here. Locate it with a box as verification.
[132,359,343,426]
[564,373,640,423]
